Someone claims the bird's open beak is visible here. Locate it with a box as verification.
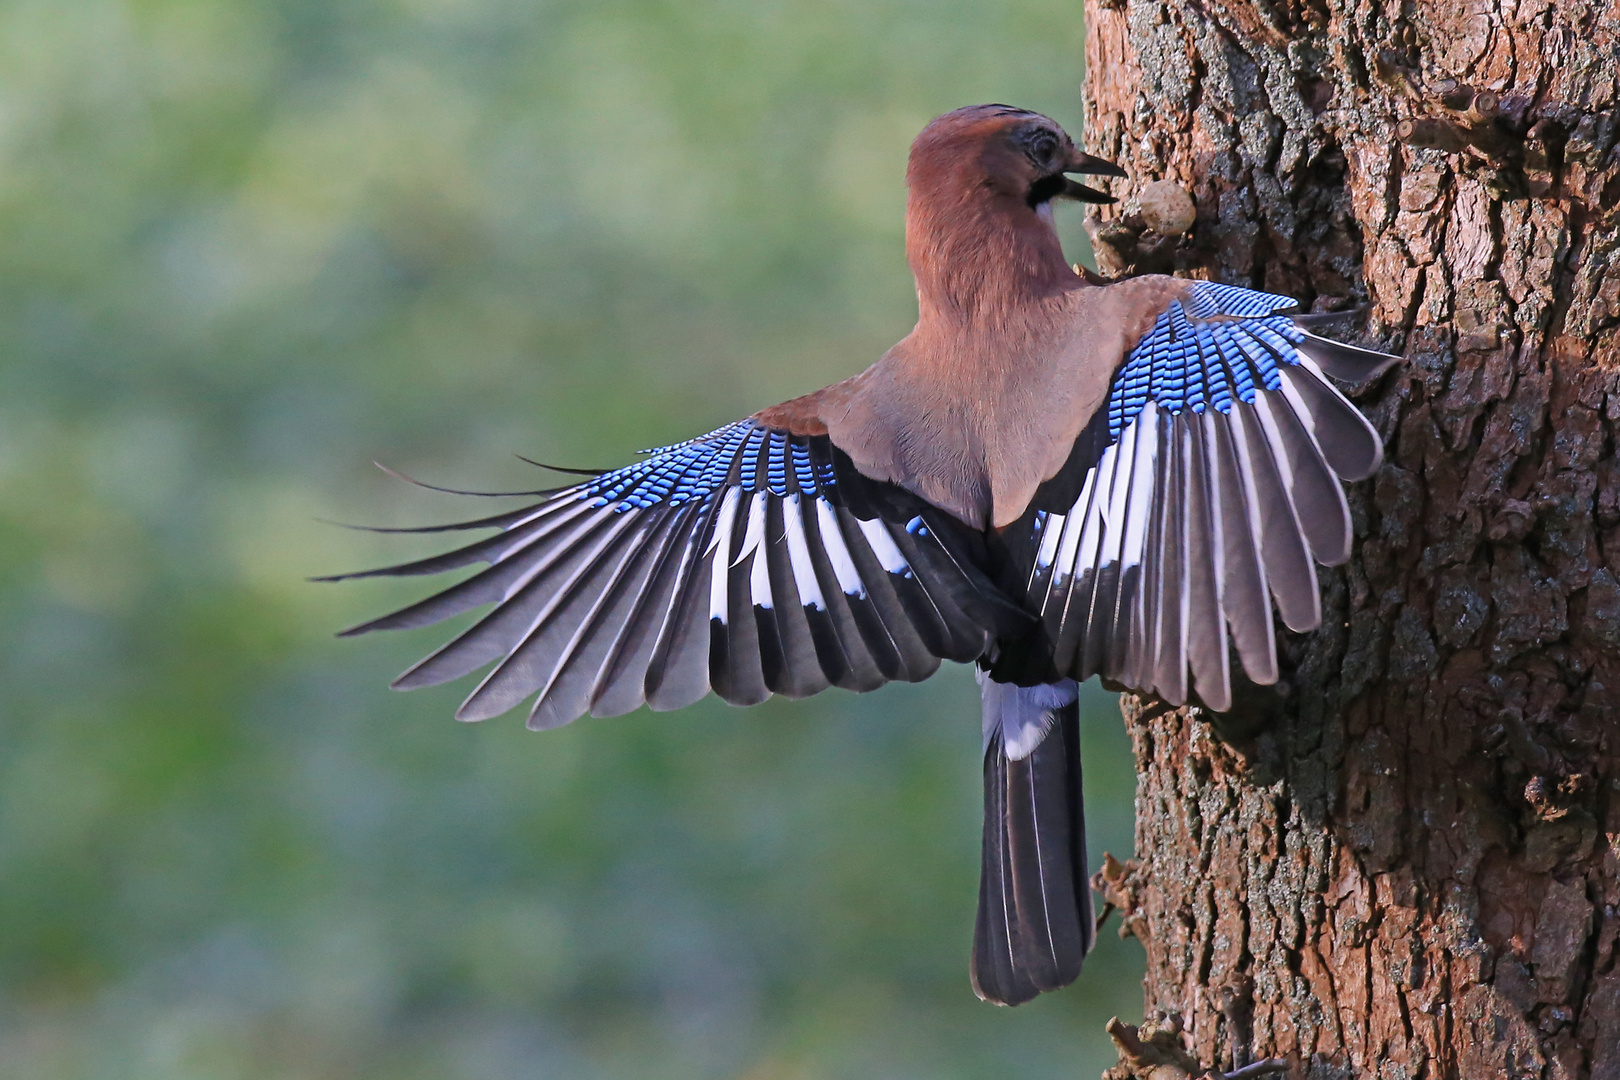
[1060,151,1126,204]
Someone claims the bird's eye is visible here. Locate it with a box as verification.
[1022,129,1060,166]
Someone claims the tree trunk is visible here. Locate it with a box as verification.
[1079,0,1620,1075]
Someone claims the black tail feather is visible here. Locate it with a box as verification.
[971,681,1092,1006]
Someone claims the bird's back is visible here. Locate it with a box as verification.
[760,273,1196,532]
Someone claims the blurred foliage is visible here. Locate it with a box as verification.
[0,0,1144,1076]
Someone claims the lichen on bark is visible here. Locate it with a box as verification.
[1080,0,1620,1074]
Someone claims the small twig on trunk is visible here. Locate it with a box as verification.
[1217,974,1255,1071]
[1104,1016,1290,1080]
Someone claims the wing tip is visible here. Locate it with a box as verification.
[339,610,421,636]
[373,460,568,498]
[392,670,437,691]
[453,696,504,722]
[1340,440,1385,483]
[1292,329,1403,386]
[525,699,583,731]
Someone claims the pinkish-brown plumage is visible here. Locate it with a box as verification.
[760,272,1190,529]
[757,106,1189,529]
[333,103,1397,1010]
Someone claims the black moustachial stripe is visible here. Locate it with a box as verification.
[1026,172,1067,207]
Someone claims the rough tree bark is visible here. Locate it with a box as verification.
[1078,0,1620,1076]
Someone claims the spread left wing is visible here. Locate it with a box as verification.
[324,420,1023,729]
[1010,281,1399,710]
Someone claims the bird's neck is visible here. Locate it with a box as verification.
[905,188,1081,331]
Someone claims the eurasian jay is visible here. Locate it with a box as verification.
[327,104,1398,1006]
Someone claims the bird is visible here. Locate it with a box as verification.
[323,104,1399,1006]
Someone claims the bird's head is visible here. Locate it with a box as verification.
[907,105,1125,215]
[904,106,1126,315]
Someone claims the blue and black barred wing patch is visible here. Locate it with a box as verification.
[1024,281,1399,711]
[324,418,998,729]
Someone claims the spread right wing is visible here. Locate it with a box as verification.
[324,419,1025,730]
[1013,282,1399,710]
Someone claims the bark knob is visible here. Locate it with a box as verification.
[1137,180,1197,236]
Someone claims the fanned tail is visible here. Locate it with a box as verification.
[971,677,1092,1006]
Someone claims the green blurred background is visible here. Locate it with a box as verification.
[0,1,1145,1076]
